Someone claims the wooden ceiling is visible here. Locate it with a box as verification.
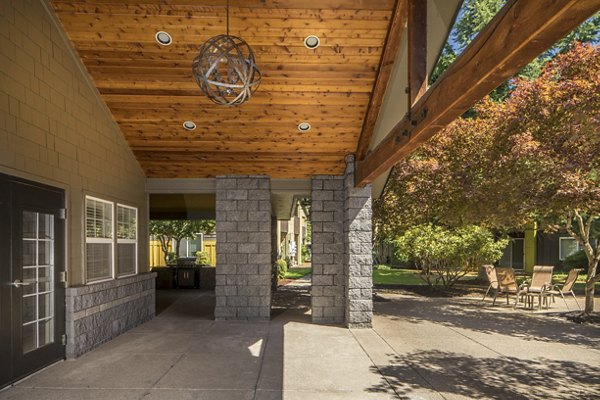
[50,0,396,178]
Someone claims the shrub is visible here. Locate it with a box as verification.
[276,259,288,281]
[394,224,507,287]
[563,250,588,270]
[195,251,210,266]
[301,244,311,261]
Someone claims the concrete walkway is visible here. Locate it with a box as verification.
[1,287,599,400]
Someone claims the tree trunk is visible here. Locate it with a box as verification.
[585,280,595,315]
[564,210,598,315]
[585,258,598,315]
[158,236,170,266]
[174,239,182,262]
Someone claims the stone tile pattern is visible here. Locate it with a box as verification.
[344,155,373,328]
[215,176,272,320]
[0,0,148,285]
[65,273,156,358]
[311,156,373,327]
[311,175,346,324]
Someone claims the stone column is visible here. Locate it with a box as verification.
[310,156,373,327]
[215,176,272,321]
[311,175,345,324]
[344,155,373,328]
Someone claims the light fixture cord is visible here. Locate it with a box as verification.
[226,0,230,36]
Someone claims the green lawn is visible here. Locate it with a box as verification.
[373,267,427,285]
[372,265,599,293]
[284,267,312,279]
[372,266,479,286]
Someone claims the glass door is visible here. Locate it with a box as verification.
[0,174,65,388]
[21,211,56,353]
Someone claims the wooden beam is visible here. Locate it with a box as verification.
[355,0,408,161]
[356,0,600,186]
[407,0,427,107]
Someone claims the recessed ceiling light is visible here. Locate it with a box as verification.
[304,35,320,49]
[183,120,196,131]
[155,31,172,46]
[298,122,311,132]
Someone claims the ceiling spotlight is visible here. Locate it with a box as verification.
[155,31,172,46]
[304,35,320,49]
[183,121,197,131]
[298,122,311,132]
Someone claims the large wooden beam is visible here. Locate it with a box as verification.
[408,0,427,107]
[355,0,408,161]
[356,0,600,186]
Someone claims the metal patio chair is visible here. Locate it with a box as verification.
[515,265,554,310]
[547,268,583,311]
[483,265,518,305]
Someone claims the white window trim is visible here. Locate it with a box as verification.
[85,197,139,284]
[559,236,581,261]
[116,203,138,278]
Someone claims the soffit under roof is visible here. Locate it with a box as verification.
[49,0,396,179]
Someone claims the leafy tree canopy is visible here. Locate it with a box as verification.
[431,0,600,101]
[377,43,599,233]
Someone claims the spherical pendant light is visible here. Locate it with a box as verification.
[192,34,261,106]
[192,1,261,106]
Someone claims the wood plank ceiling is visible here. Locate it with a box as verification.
[49,0,396,178]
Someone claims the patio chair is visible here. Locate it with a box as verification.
[482,265,518,305]
[515,265,554,310]
[546,268,583,311]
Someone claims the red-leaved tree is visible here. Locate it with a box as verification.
[376,43,600,314]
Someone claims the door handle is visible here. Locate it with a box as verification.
[11,279,32,288]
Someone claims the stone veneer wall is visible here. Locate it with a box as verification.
[65,273,155,358]
[215,176,272,320]
[311,175,346,323]
[311,156,373,327]
[343,155,373,328]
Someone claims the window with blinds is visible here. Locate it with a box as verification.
[85,197,114,281]
[117,204,137,276]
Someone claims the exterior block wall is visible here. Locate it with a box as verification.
[311,175,346,324]
[311,156,373,327]
[1,0,153,357]
[215,176,272,321]
[0,0,148,286]
[65,273,155,358]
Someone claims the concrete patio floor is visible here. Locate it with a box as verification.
[1,280,599,400]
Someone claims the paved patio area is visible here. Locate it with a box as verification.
[1,279,599,400]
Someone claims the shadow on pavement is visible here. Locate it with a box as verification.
[368,350,600,400]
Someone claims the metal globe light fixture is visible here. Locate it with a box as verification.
[192,0,261,106]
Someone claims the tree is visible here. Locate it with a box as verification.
[149,220,175,266]
[491,44,600,314]
[376,43,600,314]
[149,220,215,265]
[431,0,600,100]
